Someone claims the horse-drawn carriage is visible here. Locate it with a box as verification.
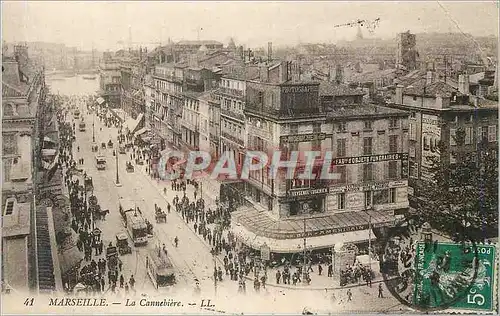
[107,140,113,148]
[126,162,134,172]
[106,245,122,270]
[155,204,167,223]
[101,142,106,149]
[116,233,132,255]
[84,177,93,193]
[91,143,99,152]
[88,195,109,220]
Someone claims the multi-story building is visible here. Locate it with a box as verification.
[216,67,259,167]
[2,45,54,292]
[98,55,121,108]
[396,31,418,71]
[229,62,410,257]
[386,71,498,199]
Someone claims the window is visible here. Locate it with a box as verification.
[336,139,346,157]
[465,127,473,144]
[488,125,497,142]
[409,123,416,140]
[363,137,372,155]
[290,124,298,134]
[337,193,345,210]
[336,165,347,184]
[423,136,429,151]
[410,112,416,119]
[469,114,474,123]
[389,118,399,129]
[409,147,416,158]
[450,152,457,164]
[412,96,417,101]
[363,163,373,181]
[389,188,397,203]
[4,199,14,216]
[389,135,398,153]
[450,128,457,146]
[337,122,347,132]
[2,134,17,155]
[364,120,373,131]
[480,126,488,142]
[388,161,398,179]
[365,191,373,207]
[374,189,389,205]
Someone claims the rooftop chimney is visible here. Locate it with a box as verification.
[259,64,269,82]
[267,42,272,62]
[458,74,470,95]
[426,70,434,86]
[395,85,403,104]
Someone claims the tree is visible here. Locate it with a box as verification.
[417,127,498,242]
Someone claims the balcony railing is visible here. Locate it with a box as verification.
[221,131,244,147]
[221,109,245,122]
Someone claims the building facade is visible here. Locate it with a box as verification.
[386,71,498,198]
[2,45,53,292]
[98,56,121,108]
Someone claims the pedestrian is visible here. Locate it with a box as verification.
[318,264,323,276]
[120,275,124,288]
[174,236,179,248]
[276,270,281,284]
[347,289,352,301]
[328,264,333,277]
[378,283,384,298]
[119,261,123,271]
[129,275,135,290]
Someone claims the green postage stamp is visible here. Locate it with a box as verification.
[413,242,496,312]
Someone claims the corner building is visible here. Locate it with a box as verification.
[231,62,410,257]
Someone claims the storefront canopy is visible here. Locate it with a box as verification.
[232,207,394,241]
[59,246,84,275]
[96,97,105,105]
[231,222,375,253]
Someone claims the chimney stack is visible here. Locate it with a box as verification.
[395,85,403,104]
[267,42,272,62]
[426,70,434,86]
[458,74,470,95]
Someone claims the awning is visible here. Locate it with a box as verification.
[135,127,150,136]
[232,207,395,240]
[43,136,56,143]
[42,149,57,157]
[232,223,376,253]
[123,113,144,134]
[96,97,105,105]
[59,246,84,275]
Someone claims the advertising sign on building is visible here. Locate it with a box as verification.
[421,114,441,181]
[260,243,270,261]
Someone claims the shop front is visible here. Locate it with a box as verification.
[231,206,395,267]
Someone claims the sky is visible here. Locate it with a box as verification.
[2,1,499,51]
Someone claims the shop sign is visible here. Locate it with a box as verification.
[281,133,329,143]
[329,180,408,194]
[284,224,368,239]
[287,187,329,197]
[332,153,408,165]
[282,85,318,94]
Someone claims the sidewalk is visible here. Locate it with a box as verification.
[136,164,389,291]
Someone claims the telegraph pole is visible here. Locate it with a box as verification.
[115,149,121,186]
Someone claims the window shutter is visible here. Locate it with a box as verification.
[358,165,364,183]
[488,125,497,142]
[384,162,389,179]
[450,128,457,146]
[478,127,482,143]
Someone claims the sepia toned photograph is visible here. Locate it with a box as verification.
[1,1,498,315]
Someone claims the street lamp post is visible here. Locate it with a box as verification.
[92,114,95,143]
[302,203,310,285]
[115,149,121,186]
[364,206,373,271]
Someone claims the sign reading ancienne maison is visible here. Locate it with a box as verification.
[281,133,329,143]
[281,85,318,94]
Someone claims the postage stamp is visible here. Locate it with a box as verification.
[413,242,496,312]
